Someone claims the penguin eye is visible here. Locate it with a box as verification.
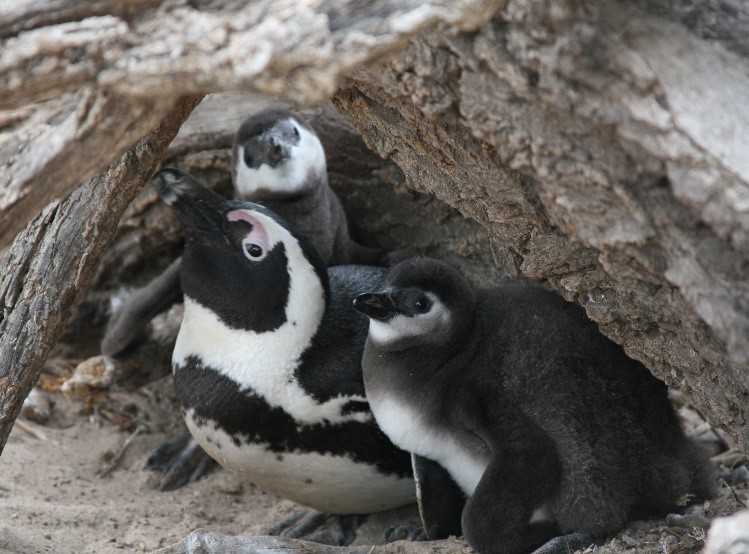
[413,296,431,313]
[292,126,300,138]
[245,243,264,260]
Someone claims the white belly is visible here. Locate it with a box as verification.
[371,397,554,525]
[369,397,487,496]
[185,412,416,514]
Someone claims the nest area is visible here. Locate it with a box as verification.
[4,94,748,554]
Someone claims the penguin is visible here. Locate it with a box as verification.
[231,107,380,267]
[353,257,715,554]
[101,107,382,491]
[152,168,415,539]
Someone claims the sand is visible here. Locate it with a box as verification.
[1,374,746,554]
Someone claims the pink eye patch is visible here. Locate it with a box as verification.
[227,209,270,253]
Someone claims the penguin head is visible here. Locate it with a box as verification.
[354,258,476,349]
[155,168,328,332]
[231,108,327,200]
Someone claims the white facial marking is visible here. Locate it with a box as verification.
[234,118,326,198]
[184,411,416,514]
[173,209,366,426]
[370,397,486,496]
[227,210,270,262]
[368,293,450,345]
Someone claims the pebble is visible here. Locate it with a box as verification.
[666,512,711,529]
[21,388,51,424]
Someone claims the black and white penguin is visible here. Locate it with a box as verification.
[153,168,415,527]
[353,257,715,554]
[101,108,383,491]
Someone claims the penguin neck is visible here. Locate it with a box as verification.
[366,311,479,395]
[260,173,329,217]
[173,248,327,392]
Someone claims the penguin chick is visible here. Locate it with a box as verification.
[354,257,715,554]
[102,107,379,358]
[154,168,415,516]
[231,107,380,267]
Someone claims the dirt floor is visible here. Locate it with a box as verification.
[1,369,747,554]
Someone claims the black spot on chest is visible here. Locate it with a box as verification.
[175,356,412,479]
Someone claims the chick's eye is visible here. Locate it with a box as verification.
[293,126,300,138]
[246,243,263,259]
[414,296,428,312]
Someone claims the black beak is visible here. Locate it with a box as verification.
[154,168,228,235]
[245,132,292,169]
[353,292,398,322]
[265,133,291,167]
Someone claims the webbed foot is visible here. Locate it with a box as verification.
[267,511,363,546]
[381,525,428,543]
[531,532,597,554]
[145,431,217,491]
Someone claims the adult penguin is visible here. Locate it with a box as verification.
[101,108,382,491]
[153,168,415,544]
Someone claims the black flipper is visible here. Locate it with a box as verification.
[412,454,465,539]
[102,257,183,356]
[145,431,217,491]
[461,404,564,554]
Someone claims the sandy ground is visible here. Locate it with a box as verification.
[0,375,422,554]
[1,371,747,554]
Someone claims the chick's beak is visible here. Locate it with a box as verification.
[353,292,398,321]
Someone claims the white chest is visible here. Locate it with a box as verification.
[184,411,415,514]
[369,396,487,496]
[174,298,370,426]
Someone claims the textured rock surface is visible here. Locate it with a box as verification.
[0,0,502,247]
[704,509,749,554]
[0,95,202,453]
[333,0,749,447]
[0,0,504,109]
[152,529,472,554]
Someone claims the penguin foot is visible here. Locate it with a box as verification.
[307,515,363,546]
[145,431,217,491]
[381,525,428,543]
[530,532,598,554]
[269,511,328,538]
[267,511,363,546]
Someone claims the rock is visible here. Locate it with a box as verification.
[703,510,749,554]
[20,389,51,425]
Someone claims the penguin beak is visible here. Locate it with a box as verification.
[262,132,292,167]
[154,168,227,235]
[354,292,398,322]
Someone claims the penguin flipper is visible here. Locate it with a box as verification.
[461,408,563,554]
[412,454,465,540]
[101,257,183,356]
[340,240,383,266]
[145,430,217,491]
